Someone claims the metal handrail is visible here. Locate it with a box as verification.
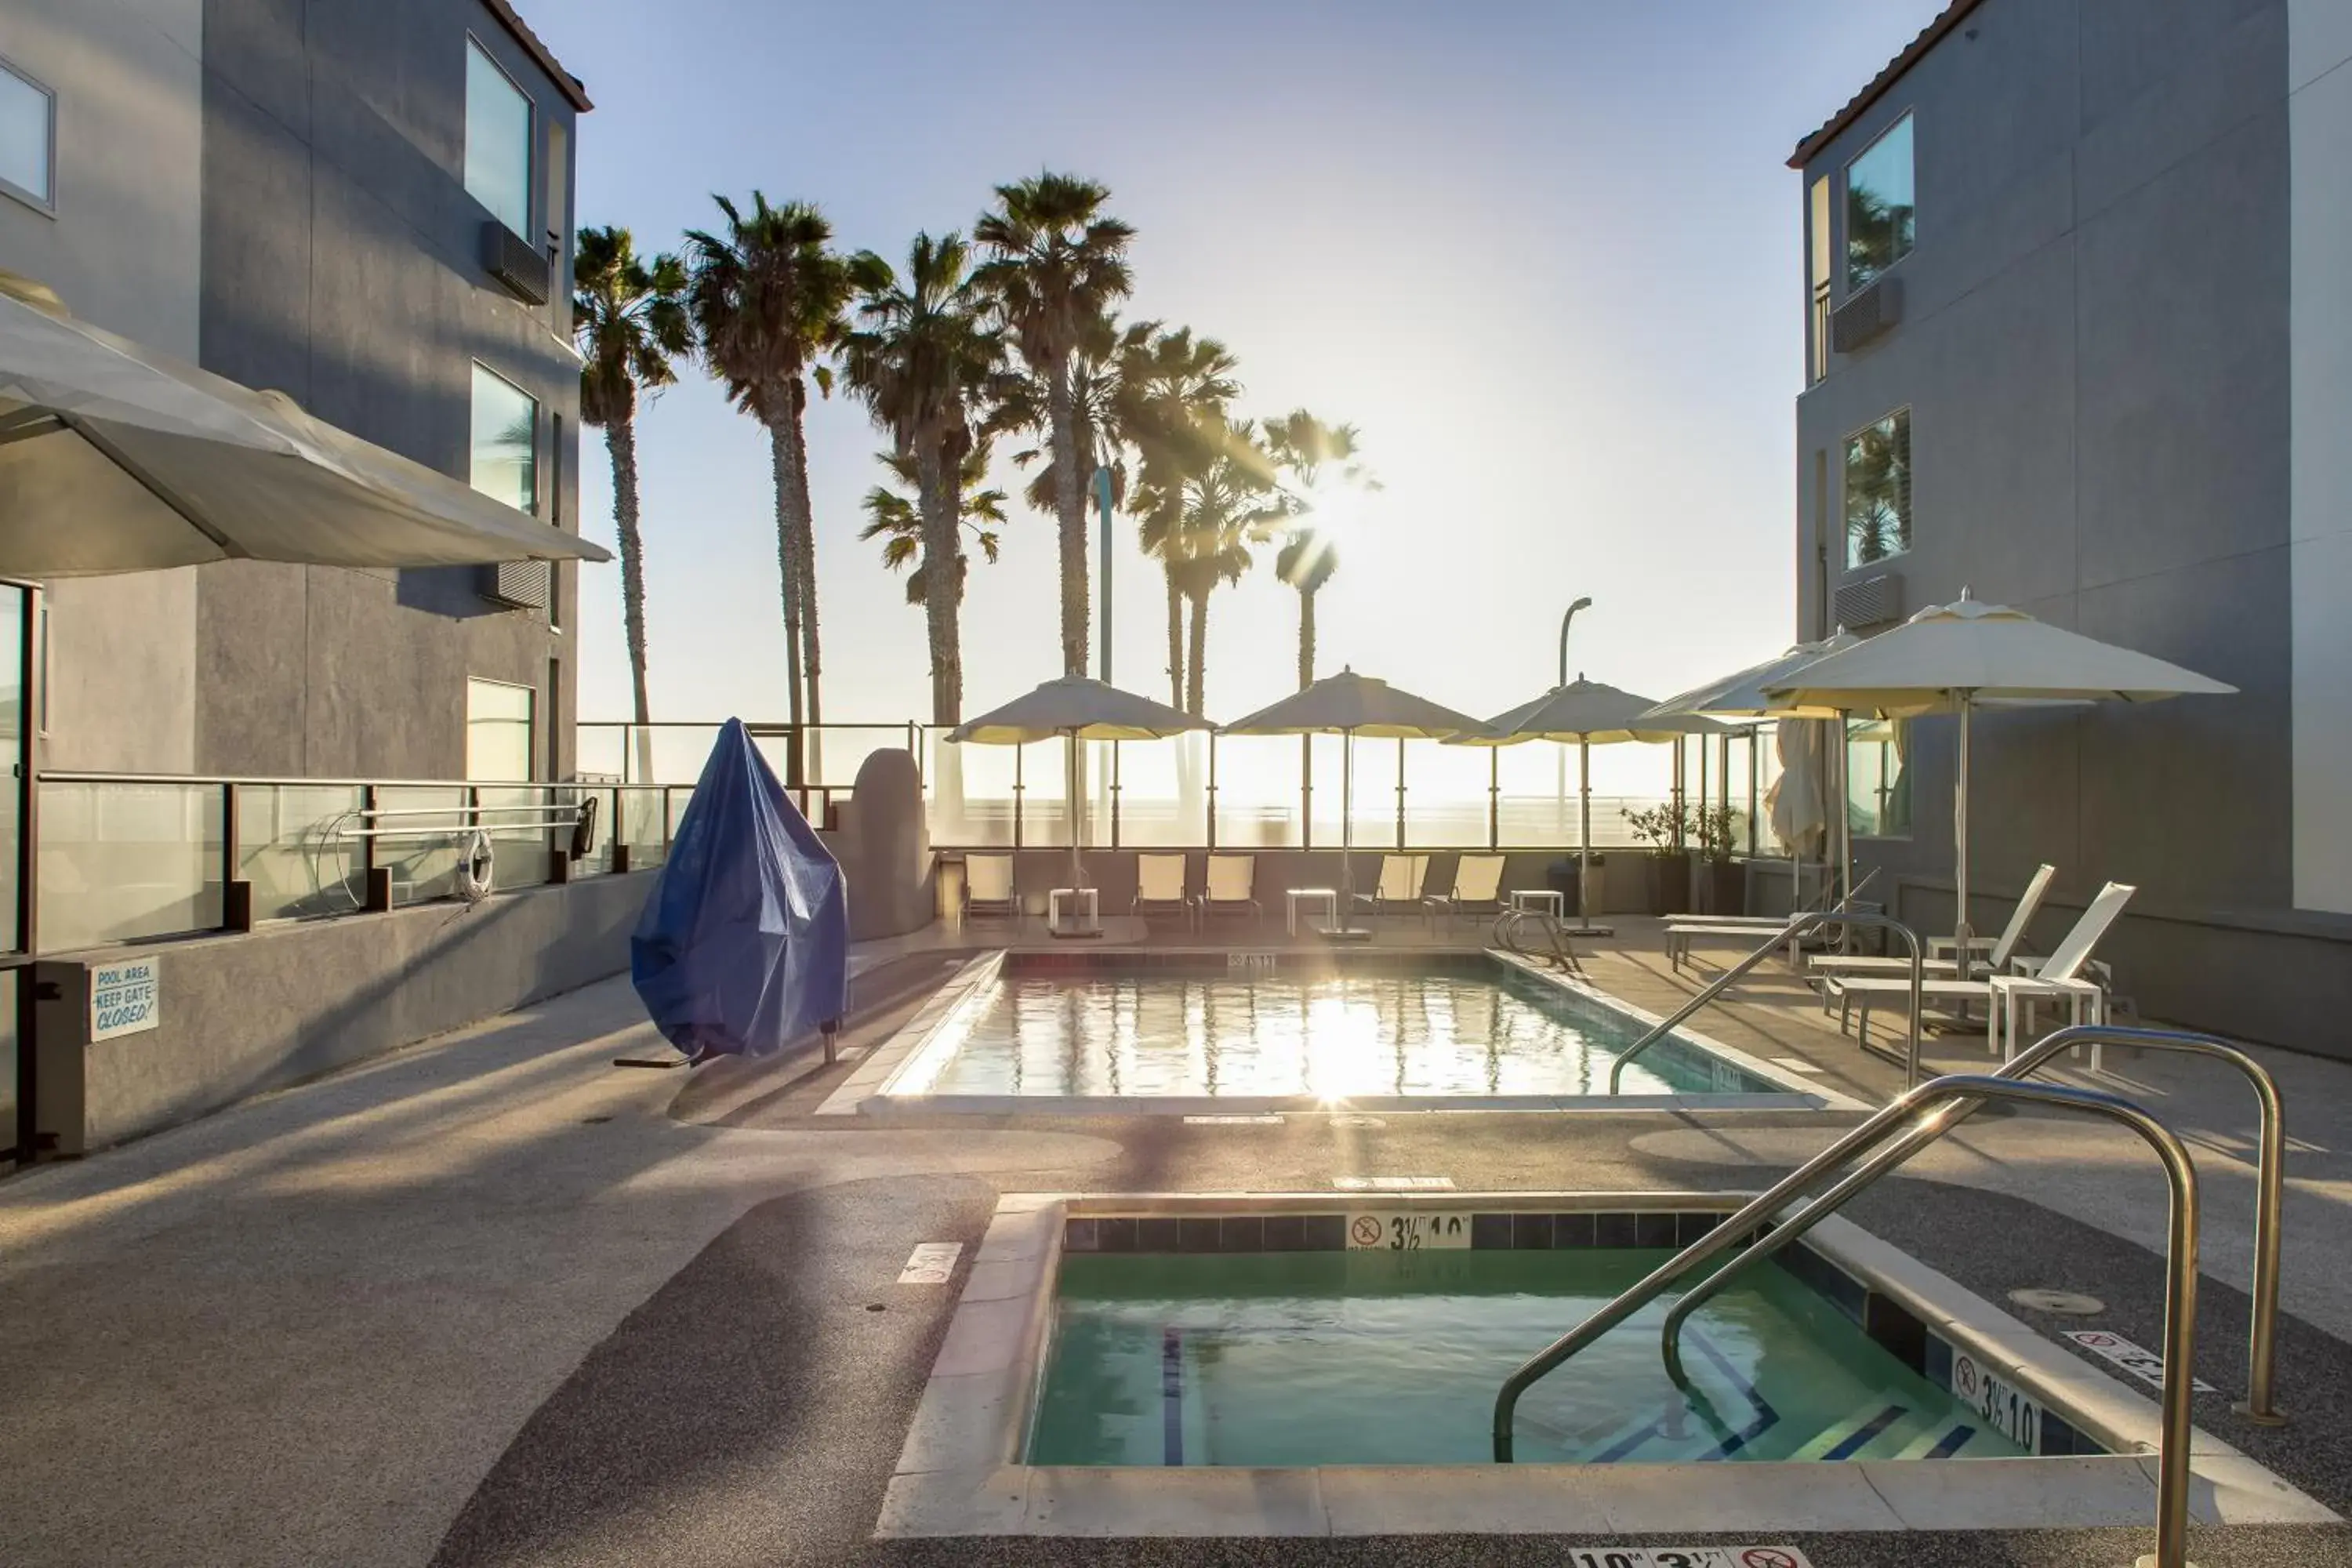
[1608,909,1925,1092]
[1494,907,1579,974]
[1660,1022,2284,1425]
[1492,1073,2203,1568]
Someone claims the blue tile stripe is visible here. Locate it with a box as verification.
[1161,1327,1184,1466]
[1685,1327,1782,1461]
[1928,1422,1976,1458]
[1822,1403,1908,1460]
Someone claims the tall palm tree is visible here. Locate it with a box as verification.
[684,193,850,747]
[858,445,1007,604]
[1262,411,1373,690]
[974,173,1134,676]
[1149,416,1285,717]
[1117,327,1242,708]
[841,231,1001,724]
[574,227,691,768]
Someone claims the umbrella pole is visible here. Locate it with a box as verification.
[1331,728,1367,939]
[1570,735,1611,936]
[1954,691,1973,952]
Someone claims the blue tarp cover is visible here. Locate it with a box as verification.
[630,718,849,1060]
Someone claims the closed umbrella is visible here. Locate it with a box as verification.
[0,275,610,573]
[1222,669,1485,938]
[1765,592,2234,947]
[948,677,1210,928]
[1449,676,1722,935]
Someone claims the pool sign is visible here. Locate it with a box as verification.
[89,956,160,1042]
[1347,1211,1470,1250]
[1950,1350,2042,1451]
[1558,1551,1813,1568]
[2063,1329,2216,1392]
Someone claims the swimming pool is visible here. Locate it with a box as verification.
[852,951,1848,1113]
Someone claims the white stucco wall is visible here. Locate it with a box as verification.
[0,0,202,774]
[2291,3,2352,913]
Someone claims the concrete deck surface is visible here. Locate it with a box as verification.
[2,913,2347,1566]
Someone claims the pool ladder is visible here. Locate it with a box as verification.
[1494,1023,2292,1568]
[1494,907,1581,975]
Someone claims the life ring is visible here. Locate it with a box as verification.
[456,828,495,903]
[570,793,600,860]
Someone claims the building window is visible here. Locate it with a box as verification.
[1844,111,1914,291]
[1807,173,1831,382]
[466,678,535,782]
[1847,717,1911,839]
[470,362,538,514]
[0,56,55,212]
[464,38,532,238]
[1843,407,1911,568]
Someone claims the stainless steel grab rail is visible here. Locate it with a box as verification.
[1494,908,1579,973]
[1492,1073,2204,1568]
[1609,909,1925,1091]
[1659,1022,2285,1425]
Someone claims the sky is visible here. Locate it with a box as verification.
[539,0,1947,789]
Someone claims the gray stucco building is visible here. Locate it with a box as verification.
[1791,0,2352,1053]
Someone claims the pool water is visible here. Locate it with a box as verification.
[1029,1250,2027,1466]
[923,969,1775,1099]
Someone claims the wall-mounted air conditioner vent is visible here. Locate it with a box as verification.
[478,560,550,611]
[1831,275,1903,354]
[1835,570,1904,630]
[481,221,550,305]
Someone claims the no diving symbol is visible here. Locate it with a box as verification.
[1953,1355,1980,1397]
[1349,1215,1384,1247]
[2074,1330,2118,1348]
[1740,1550,1802,1568]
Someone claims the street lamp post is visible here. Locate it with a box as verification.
[1555,595,1591,858]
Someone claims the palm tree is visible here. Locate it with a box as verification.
[1261,411,1373,690]
[1148,416,1286,717]
[574,227,691,773]
[974,173,1134,676]
[858,446,1007,605]
[841,231,1001,724]
[1117,327,1242,708]
[684,193,850,750]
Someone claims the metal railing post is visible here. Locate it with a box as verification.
[1012,745,1025,850]
[1394,737,1406,850]
[1110,740,1122,851]
[1487,748,1500,851]
[1206,731,1219,852]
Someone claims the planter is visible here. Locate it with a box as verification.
[1645,851,1690,916]
[1699,858,1746,916]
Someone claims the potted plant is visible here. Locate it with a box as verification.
[1620,802,1690,916]
[1693,801,1745,915]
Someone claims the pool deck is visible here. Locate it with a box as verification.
[3,913,2350,1566]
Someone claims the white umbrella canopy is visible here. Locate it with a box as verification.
[949,677,1211,900]
[1447,677,1722,934]
[1764,593,2236,945]
[1222,669,1484,935]
[1642,633,1861,723]
[0,278,611,574]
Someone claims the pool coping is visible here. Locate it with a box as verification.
[875,1190,2337,1539]
[822,948,1867,1117]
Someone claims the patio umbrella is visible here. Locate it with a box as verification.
[1221,668,1485,938]
[1448,677,1722,935]
[1765,592,2234,947]
[1645,633,1860,912]
[947,676,1210,913]
[0,274,611,572]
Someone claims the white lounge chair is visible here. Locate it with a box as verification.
[1132,853,1192,927]
[1356,853,1431,918]
[1825,881,2136,1056]
[1199,854,1261,930]
[964,853,1017,924]
[1425,853,1506,926]
[1808,864,2055,986]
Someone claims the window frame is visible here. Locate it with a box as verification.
[0,55,57,216]
[469,359,539,515]
[465,676,538,783]
[462,34,534,239]
[1840,109,1915,294]
[1841,405,1913,572]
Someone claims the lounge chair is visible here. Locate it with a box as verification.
[1199,854,1261,930]
[1808,864,2055,986]
[964,853,1018,924]
[1356,853,1431,919]
[1425,853,1506,927]
[1825,881,2135,1057]
[1132,852,1192,928]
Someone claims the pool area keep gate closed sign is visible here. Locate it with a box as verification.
[90,956,160,1041]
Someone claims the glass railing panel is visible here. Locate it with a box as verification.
[371,786,468,903]
[1217,735,1305,850]
[475,786,551,891]
[235,782,365,921]
[38,780,223,949]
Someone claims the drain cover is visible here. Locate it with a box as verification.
[1329,1114,1387,1129]
[2009,1287,2106,1316]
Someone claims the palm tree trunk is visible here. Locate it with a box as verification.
[1048,358,1087,676]
[767,421,806,742]
[1296,584,1316,691]
[1163,565,1185,710]
[916,438,962,724]
[604,418,658,784]
[1185,588,1209,717]
[789,381,824,781]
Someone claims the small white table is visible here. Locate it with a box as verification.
[1509,888,1565,919]
[1989,974,2105,1065]
[1047,886,1102,939]
[1287,887,1339,935]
